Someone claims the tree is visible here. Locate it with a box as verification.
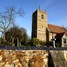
[0,7,24,42]
[5,26,28,46]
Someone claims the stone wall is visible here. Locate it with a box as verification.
[0,50,48,67]
[50,50,67,67]
[49,32,56,41]
[32,9,48,41]
[64,50,67,61]
[0,50,67,67]
[37,9,47,41]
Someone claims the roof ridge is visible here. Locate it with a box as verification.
[48,23,66,33]
[48,24,63,28]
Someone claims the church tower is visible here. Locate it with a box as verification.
[32,9,48,41]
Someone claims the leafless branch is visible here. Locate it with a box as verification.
[0,30,3,33]
[0,21,4,26]
[17,8,24,16]
[0,7,24,41]
[0,25,4,29]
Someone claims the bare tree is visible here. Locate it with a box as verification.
[0,7,24,42]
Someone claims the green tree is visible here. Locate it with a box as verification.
[5,26,28,46]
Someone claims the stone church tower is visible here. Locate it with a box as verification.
[32,9,48,41]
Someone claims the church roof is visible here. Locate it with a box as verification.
[65,32,67,36]
[48,24,66,33]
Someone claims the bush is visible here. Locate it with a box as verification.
[0,37,12,46]
[56,42,61,47]
[32,38,47,46]
[0,38,3,45]
[32,38,39,46]
[39,41,46,46]
[4,41,12,46]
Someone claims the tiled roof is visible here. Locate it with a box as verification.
[65,32,67,36]
[48,24,66,33]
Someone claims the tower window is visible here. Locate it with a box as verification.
[41,14,44,19]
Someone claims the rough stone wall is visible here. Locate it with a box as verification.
[0,50,48,67]
[37,10,48,41]
[50,50,67,67]
[0,50,67,67]
[64,50,67,61]
[49,32,56,41]
[32,9,48,41]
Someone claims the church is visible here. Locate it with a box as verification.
[32,9,67,47]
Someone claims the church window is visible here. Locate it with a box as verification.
[63,38,66,43]
[41,14,44,19]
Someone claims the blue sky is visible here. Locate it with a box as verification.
[0,0,67,37]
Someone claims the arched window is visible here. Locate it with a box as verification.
[41,14,44,19]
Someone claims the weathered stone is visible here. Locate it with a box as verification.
[0,50,48,67]
[0,55,2,60]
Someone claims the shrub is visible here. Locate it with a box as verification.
[56,42,61,47]
[32,38,39,46]
[39,41,46,46]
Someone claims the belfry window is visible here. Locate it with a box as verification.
[41,14,44,19]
